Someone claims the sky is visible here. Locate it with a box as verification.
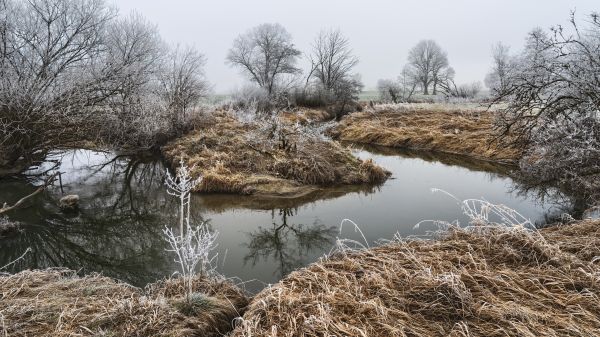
[115,0,598,93]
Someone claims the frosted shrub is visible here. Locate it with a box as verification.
[163,161,219,298]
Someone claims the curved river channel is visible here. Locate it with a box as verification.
[0,145,577,293]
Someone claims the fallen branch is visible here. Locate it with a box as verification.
[0,172,59,215]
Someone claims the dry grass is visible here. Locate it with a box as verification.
[329,103,522,164]
[162,111,390,197]
[234,220,600,337]
[0,269,248,337]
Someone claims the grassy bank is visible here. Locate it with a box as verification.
[4,220,598,336]
[0,270,248,337]
[162,110,390,198]
[234,219,600,336]
[329,103,522,164]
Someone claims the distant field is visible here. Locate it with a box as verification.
[359,90,379,101]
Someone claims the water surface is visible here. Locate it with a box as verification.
[0,146,573,293]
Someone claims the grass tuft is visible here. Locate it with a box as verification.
[0,269,249,337]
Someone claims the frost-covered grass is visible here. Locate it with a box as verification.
[329,104,520,163]
[0,270,248,337]
[234,207,600,337]
[162,108,390,197]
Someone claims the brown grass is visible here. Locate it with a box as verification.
[329,104,522,164]
[0,269,248,337]
[162,111,390,197]
[234,220,600,337]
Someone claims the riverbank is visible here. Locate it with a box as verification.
[329,103,522,164]
[162,110,390,198]
[0,269,248,337]
[4,219,598,336]
[234,219,600,336]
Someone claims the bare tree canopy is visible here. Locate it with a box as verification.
[158,46,210,126]
[226,23,301,96]
[496,13,600,141]
[494,12,600,199]
[484,42,515,95]
[307,29,359,91]
[0,0,210,174]
[406,40,451,95]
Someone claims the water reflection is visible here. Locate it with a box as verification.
[0,151,177,286]
[244,208,336,279]
[0,146,589,292]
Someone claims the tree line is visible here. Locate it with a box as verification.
[0,0,209,173]
[1,0,599,196]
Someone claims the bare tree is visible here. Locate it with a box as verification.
[332,74,363,119]
[0,0,115,170]
[377,67,418,103]
[494,12,600,200]
[0,1,210,174]
[158,46,210,127]
[377,79,401,103]
[484,42,515,95]
[226,23,301,96]
[307,29,359,91]
[405,40,451,95]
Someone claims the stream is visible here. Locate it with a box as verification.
[0,145,577,293]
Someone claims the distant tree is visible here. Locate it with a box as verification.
[332,74,363,119]
[484,42,515,95]
[377,67,418,103]
[377,79,401,103]
[158,46,210,127]
[307,29,359,91]
[226,23,301,96]
[405,40,451,95]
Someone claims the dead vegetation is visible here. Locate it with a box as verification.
[234,219,600,337]
[0,269,248,337]
[329,103,522,164]
[162,110,390,197]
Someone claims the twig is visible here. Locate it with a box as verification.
[0,172,58,215]
[0,247,31,271]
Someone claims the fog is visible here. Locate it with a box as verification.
[115,0,597,93]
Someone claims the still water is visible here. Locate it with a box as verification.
[0,146,573,293]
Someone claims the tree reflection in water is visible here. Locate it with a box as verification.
[0,150,188,286]
[244,208,336,279]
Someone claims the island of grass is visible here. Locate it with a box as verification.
[162,109,390,198]
[329,103,523,164]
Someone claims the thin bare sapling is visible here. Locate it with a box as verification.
[163,161,219,299]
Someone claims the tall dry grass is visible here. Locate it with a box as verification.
[329,103,521,163]
[162,110,390,197]
[233,220,600,336]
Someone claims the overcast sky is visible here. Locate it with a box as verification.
[115,0,597,93]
